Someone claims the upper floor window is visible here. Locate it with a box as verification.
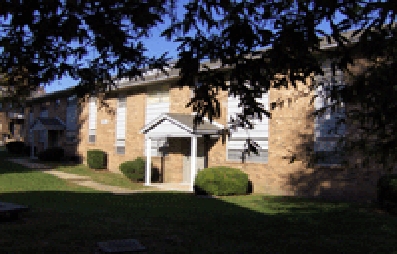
[147,84,169,104]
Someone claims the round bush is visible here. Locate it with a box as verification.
[87,149,107,170]
[377,174,397,209]
[120,157,146,182]
[194,166,250,196]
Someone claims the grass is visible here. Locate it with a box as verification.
[53,164,151,191]
[18,152,151,191]
[1,150,397,253]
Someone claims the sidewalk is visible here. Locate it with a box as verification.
[7,158,189,194]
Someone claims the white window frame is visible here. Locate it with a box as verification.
[115,96,127,155]
[88,96,97,144]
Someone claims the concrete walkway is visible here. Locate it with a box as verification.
[7,158,192,194]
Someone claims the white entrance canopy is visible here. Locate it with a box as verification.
[140,113,223,191]
[30,117,66,131]
[29,117,66,159]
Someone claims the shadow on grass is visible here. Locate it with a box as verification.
[1,191,397,254]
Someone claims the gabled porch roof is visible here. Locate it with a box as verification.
[30,117,66,131]
[140,113,223,137]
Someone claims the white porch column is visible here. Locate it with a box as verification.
[190,135,197,191]
[145,137,152,186]
[44,131,48,150]
[30,130,34,159]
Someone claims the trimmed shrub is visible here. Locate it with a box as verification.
[38,147,65,161]
[5,141,25,154]
[377,174,397,210]
[194,166,250,196]
[87,149,107,170]
[119,157,147,182]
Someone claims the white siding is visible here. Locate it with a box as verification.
[88,97,97,143]
[66,96,78,143]
[39,109,48,143]
[145,86,170,156]
[116,96,126,154]
[227,90,269,163]
[66,97,77,130]
[314,63,346,164]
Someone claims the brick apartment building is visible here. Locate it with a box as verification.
[0,86,45,145]
[20,36,395,202]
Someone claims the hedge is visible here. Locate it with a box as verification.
[87,149,107,170]
[194,166,250,196]
[119,157,146,182]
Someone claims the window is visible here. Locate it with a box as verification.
[116,146,125,155]
[147,85,169,104]
[66,95,78,143]
[88,97,97,143]
[314,62,346,165]
[115,96,126,154]
[227,81,269,163]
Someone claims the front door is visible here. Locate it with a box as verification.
[48,130,59,148]
[182,137,206,183]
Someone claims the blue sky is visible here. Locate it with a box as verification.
[46,26,179,93]
[45,3,341,94]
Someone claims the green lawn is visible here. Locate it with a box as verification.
[1,151,397,253]
[53,164,151,191]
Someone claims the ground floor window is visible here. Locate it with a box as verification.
[88,129,96,143]
[227,137,268,163]
[116,139,125,155]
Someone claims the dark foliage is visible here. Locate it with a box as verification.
[87,149,107,170]
[5,141,25,155]
[378,174,397,211]
[194,166,250,196]
[119,157,146,182]
[38,147,64,161]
